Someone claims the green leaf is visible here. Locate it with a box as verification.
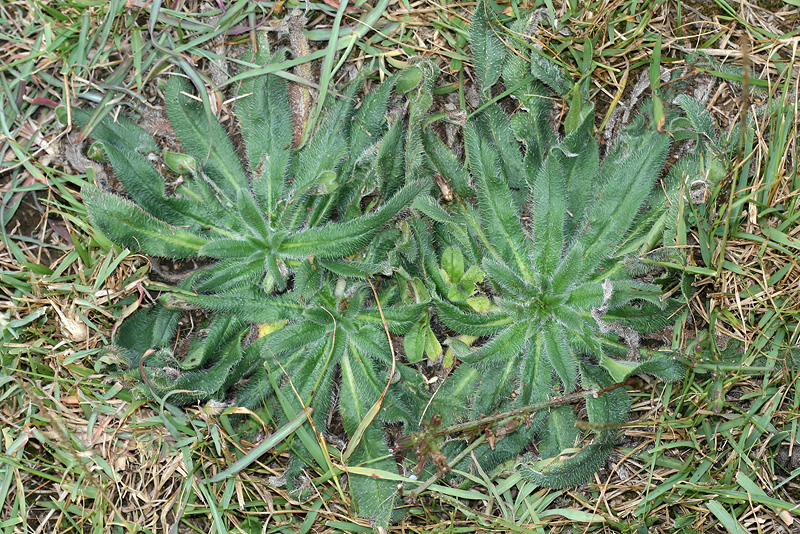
[469,0,506,96]
[435,299,512,336]
[237,47,292,217]
[464,124,533,279]
[531,154,566,273]
[396,65,423,93]
[180,314,245,370]
[280,180,424,258]
[193,258,265,293]
[175,290,303,323]
[404,62,437,180]
[520,364,629,488]
[540,405,578,458]
[673,94,721,152]
[544,328,577,393]
[579,130,670,274]
[466,296,491,313]
[518,433,615,489]
[462,322,527,369]
[422,131,473,199]
[339,349,398,527]
[517,332,554,406]
[705,502,749,534]
[481,256,528,299]
[349,73,396,158]
[199,238,262,259]
[101,143,197,226]
[165,77,249,202]
[473,103,526,197]
[404,321,426,364]
[412,194,456,224]
[600,353,685,383]
[530,51,571,96]
[461,265,484,287]
[310,169,339,195]
[113,303,180,362]
[424,325,443,361]
[71,107,159,155]
[557,105,599,235]
[289,86,353,197]
[316,258,390,278]
[202,408,311,484]
[73,109,222,230]
[83,185,207,257]
[163,151,197,174]
[236,188,270,240]
[441,247,465,283]
[139,324,250,406]
[356,303,427,335]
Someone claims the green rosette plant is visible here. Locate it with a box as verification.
[403,1,686,488]
[77,37,439,525]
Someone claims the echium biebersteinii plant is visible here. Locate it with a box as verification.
[402,1,685,488]
[77,31,438,525]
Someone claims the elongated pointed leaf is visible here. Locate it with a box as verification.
[280,180,424,258]
[520,364,629,488]
[579,130,669,273]
[99,144,193,226]
[316,258,390,278]
[540,405,578,458]
[412,194,457,225]
[558,107,599,234]
[235,188,270,239]
[469,0,505,95]
[673,94,720,151]
[474,103,526,197]
[113,303,180,363]
[355,303,427,335]
[434,299,511,336]
[405,61,437,180]
[422,131,473,199]
[530,51,571,97]
[181,314,245,370]
[175,290,303,322]
[237,46,292,217]
[517,332,553,406]
[465,125,533,279]
[140,327,247,406]
[202,408,311,484]
[199,238,262,259]
[83,185,207,257]
[600,353,685,383]
[289,84,355,197]
[349,74,396,159]
[461,322,527,369]
[193,258,265,293]
[544,328,577,393]
[470,348,519,415]
[518,432,615,489]
[72,107,159,155]
[165,77,249,201]
[531,154,566,273]
[481,257,528,300]
[341,407,397,526]
[73,109,225,230]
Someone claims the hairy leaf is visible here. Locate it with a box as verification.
[237,46,292,216]
[164,77,249,201]
[469,0,506,96]
[280,180,424,258]
[82,185,208,257]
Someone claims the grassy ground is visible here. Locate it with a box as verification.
[1,0,799,532]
